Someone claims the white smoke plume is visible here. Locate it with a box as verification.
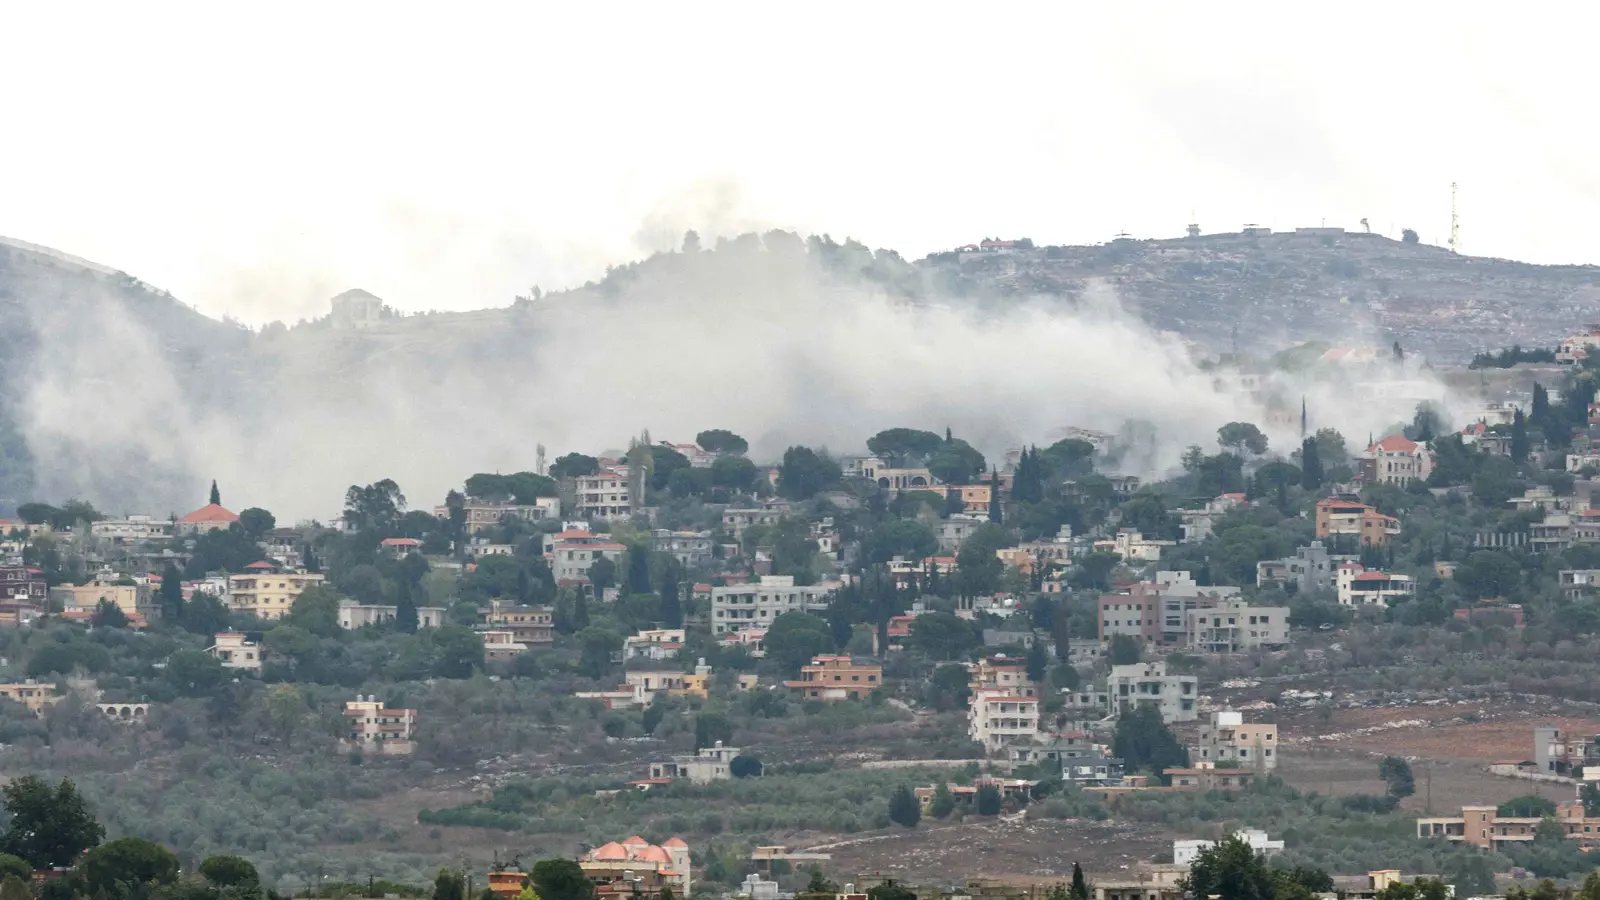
[18,235,1469,521]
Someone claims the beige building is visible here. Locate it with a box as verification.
[342,695,416,755]
[228,571,326,620]
[784,655,883,701]
[644,741,741,783]
[967,687,1041,754]
[711,575,833,634]
[210,632,263,671]
[0,680,63,715]
[481,629,529,662]
[1192,709,1278,771]
[1184,601,1290,653]
[53,581,157,622]
[483,603,555,647]
[574,472,631,520]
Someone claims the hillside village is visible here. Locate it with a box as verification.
[3,323,1600,900]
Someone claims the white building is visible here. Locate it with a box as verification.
[209,632,262,671]
[1185,601,1290,653]
[547,530,627,583]
[1193,710,1279,771]
[342,695,416,755]
[91,516,174,544]
[1336,565,1415,606]
[967,686,1040,754]
[574,471,631,520]
[624,628,687,661]
[711,575,833,634]
[336,600,445,629]
[645,740,741,783]
[1107,661,1198,722]
[721,502,791,537]
[1173,829,1284,865]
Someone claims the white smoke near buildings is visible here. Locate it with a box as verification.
[15,236,1465,521]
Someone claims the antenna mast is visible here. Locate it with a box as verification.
[1449,182,1460,254]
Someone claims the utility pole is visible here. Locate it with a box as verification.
[1449,182,1460,254]
[1425,764,1432,815]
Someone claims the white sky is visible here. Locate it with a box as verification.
[2,3,1598,326]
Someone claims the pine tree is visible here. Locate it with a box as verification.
[1300,437,1323,490]
[887,785,921,828]
[1511,408,1530,463]
[209,480,221,506]
[1533,382,1550,426]
[987,468,1003,524]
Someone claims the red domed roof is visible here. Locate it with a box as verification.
[662,837,688,849]
[589,842,627,861]
[622,835,648,847]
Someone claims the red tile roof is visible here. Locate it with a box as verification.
[180,504,238,524]
[1370,434,1420,452]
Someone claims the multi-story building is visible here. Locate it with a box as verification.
[228,571,326,620]
[481,629,529,662]
[547,530,626,583]
[967,686,1040,753]
[1336,565,1416,606]
[711,575,833,634]
[574,472,631,520]
[209,632,263,671]
[1315,498,1401,546]
[644,741,740,783]
[483,603,555,648]
[1175,829,1284,865]
[1193,710,1279,771]
[1361,435,1436,485]
[783,655,882,700]
[624,628,686,661]
[1534,724,1600,776]
[1185,601,1290,654]
[342,695,416,755]
[934,515,986,552]
[1162,762,1257,790]
[1421,800,1600,851]
[1106,661,1198,722]
[721,502,791,538]
[1098,572,1242,646]
[0,566,46,603]
[968,655,1037,697]
[651,529,714,567]
[1255,541,1339,594]
[335,601,444,630]
[91,515,174,544]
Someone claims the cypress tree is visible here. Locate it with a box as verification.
[159,561,185,621]
[1511,408,1530,463]
[1070,863,1089,900]
[987,468,1003,524]
[1300,437,1323,490]
[660,564,682,628]
[209,480,221,506]
[1532,382,1550,426]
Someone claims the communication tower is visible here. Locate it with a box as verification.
[1449,182,1460,254]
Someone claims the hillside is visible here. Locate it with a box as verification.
[921,231,1600,363]
[1,229,1597,514]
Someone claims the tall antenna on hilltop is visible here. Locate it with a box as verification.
[1449,182,1460,255]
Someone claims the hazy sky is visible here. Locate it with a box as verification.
[2,4,1597,325]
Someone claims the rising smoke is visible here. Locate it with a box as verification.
[16,233,1465,521]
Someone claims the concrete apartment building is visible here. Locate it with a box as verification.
[1558,569,1600,600]
[484,603,555,648]
[1315,498,1401,547]
[1185,601,1290,653]
[1107,661,1198,722]
[784,655,882,700]
[721,501,791,537]
[574,471,631,520]
[1534,724,1600,776]
[968,655,1037,697]
[1256,541,1338,593]
[711,575,833,634]
[1098,571,1242,646]
[1192,710,1279,771]
[624,628,686,660]
[548,530,626,583]
[651,529,714,567]
[0,566,46,603]
[53,580,159,623]
[228,571,326,620]
[209,632,263,671]
[0,681,64,715]
[968,686,1041,753]
[481,629,530,662]
[336,600,446,630]
[342,695,416,756]
[91,516,173,544]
